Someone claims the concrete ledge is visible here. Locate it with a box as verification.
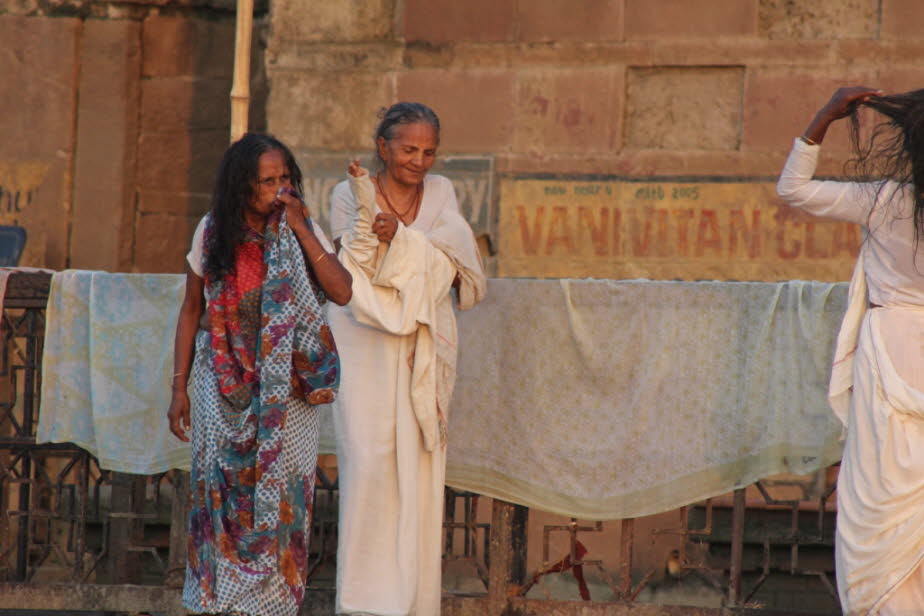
[0,583,335,616]
[0,583,829,615]
[0,583,184,614]
[507,598,821,615]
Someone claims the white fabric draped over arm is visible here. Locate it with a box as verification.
[338,173,458,451]
[330,181,359,241]
[424,177,486,311]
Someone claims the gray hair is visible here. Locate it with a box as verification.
[374,102,441,166]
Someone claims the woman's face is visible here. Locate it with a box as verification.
[378,122,439,186]
[249,149,291,218]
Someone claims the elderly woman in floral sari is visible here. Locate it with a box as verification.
[167,133,352,615]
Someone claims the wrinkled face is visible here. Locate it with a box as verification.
[249,149,291,217]
[377,122,439,186]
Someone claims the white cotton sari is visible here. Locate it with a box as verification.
[327,173,485,615]
[779,138,924,615]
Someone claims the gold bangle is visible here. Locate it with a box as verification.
[314,252,328,265]
[172,372,185,379]
[800,135,819,146]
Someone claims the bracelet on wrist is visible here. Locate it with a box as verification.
[800,135,819,146]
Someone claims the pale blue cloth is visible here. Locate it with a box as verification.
[36,272,849,520]
[37,270,341,473]
[38,270,190,473]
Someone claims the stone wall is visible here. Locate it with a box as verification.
[268,0,924,281]
[6,0,921,276]
[0,0,267,272]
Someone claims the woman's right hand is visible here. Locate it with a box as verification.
[803,85,883,145]
[818,86,883,121]
[348,158,367,178]
[167,390,191,442]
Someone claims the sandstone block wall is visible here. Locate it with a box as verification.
[0,15,80,269]
[0,0,267,272]
[6,0,924,275]
[270,0,924,173]
[268,0,924,281]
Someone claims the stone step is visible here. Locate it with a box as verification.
[688,504,836,548]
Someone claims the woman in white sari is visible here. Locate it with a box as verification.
[778,86,924,615]
[327,102,486,615]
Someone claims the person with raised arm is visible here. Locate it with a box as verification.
[778,86,924,614]
[328,102,486,615]
[167,133,352,616]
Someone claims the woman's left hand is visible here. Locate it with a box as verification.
[373,212,398,243]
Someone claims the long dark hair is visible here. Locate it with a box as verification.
[373,102,441,169]
[848,89,924,241]
[204,133,303,282]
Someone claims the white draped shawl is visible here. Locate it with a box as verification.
[337,172,485,450]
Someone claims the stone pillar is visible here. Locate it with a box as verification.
[70,19,141,272]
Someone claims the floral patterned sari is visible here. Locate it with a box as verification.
[182,209,338,616]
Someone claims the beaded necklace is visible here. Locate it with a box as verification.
[375,173,422,225]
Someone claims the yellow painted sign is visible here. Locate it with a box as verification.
[0,161,48,215]
[498,178,860,281]
[0,160,53,267]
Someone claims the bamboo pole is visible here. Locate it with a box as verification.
[230,0,254,143]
